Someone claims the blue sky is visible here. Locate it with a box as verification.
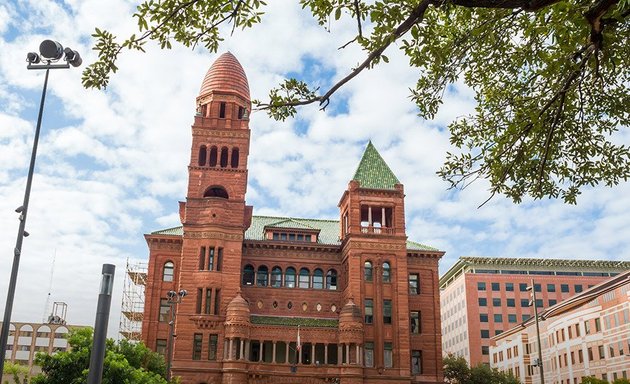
[0,0,629,335]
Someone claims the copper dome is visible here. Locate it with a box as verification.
[199,52,250,101]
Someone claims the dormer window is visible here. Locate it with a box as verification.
[270,231,314,242]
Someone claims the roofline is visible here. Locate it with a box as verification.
[439,256,630,288]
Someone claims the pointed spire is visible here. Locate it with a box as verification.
[352,141,400,190]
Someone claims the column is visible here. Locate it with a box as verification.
[285,341,290,364]
[368,206,372,226]
[382,207,386,228]
[245,340,250,361]
[224,339,229,360]
[312,344,316,365]
[346,344,350,365]
[229,338,234,360]
[240,339,245,360]
[356,344,360,365]
[338,344,343,365]
[325,343,328,365]
[273,342,277,364]
[259,342,263,362]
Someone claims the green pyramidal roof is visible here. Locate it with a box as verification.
[352,141,400,190]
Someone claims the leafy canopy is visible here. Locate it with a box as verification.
[443,354,520,384]
[83,0,630,205]
[31,327,172,384]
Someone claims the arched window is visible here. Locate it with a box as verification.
[203,186,229,199]
[382,262,391,283]
[312,269,324,289]
[257,265,269,287]
[299,268,310,289]
[285,267,296,288]
[242,264,255,286]
[326,269,337,290]
[364,261,373,282]
[198,146,207,166]
[220,147,229,168]
[271,266,283,288]
[231,147,239,168]
[163,262,174,282]
[209,146,218,167]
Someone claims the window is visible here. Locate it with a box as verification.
[156,339,167,356]
[216,248,222,271]
[598,345,605,359]
[595,318,601,332]
[480,314,488,322]
[271,266,282,288]
[508,314,517,323]
[364,299,374,324]
[411,350,422,374]
[256,266,268,287]
[519,283,529,291]
[231,147,239,168]
[242,265,255,285]
[364,261,373,281]
[491,282,500,291]
[199,247,206,270]
[585,320,591,334]
[208,334,218,360]
[163,262,174,282]
[198,146,207,166]
[285,267,296,288]
[410,311,421,334]
[477,282,486,291]
[522,314,531,322]
[219,102,226,118]
[204,288,212,314]
[193,333,202,360]
[312,269,324,289]
[561,284,569,293]
[383,300,392,324]
[521,299,529,307]
[207,247,215,270]
[209,146,218,166]
[220,147,228,168]
[214,289,221,315]
[481,330,490,338]
[364,342,374,367]
[534,283,541,292]
[196,288,203,314]
[409,274,419,294]
[326,269,337,290]
[384,342,393,368]
[507,298,515,307]
[549,299,557,306]
[382,262,391,282]
[482,346,489,355]
[547,284,556,292]
[478,298,487,306]
[299,268,310,288]
[204,186,228,198]
[493,298,501,307]
[159,299,170,322]
[238,106,245,119]
[575,284,583,293]
[505,283,514,291]
[494,314,503,322]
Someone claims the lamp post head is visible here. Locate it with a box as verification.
[39,40,64,61]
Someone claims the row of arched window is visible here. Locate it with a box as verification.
[198,146,239,168]
[364,261,391,283]
[242,265,337,290]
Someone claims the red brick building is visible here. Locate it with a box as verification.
[141,53,445,384]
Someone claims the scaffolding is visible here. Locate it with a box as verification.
[119,259,147,342]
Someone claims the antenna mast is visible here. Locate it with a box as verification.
[42,249,56,322]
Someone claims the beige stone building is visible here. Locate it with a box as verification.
[491,269,630,383]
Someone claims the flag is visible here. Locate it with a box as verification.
[296,325,301,351]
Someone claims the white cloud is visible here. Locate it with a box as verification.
[0,0,628,339]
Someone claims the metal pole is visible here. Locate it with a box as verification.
[531,279,545,384]
[166,301,177,382]
[0,68,50,375]
[87,264,115,384]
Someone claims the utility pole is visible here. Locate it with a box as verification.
[528,279,545,384]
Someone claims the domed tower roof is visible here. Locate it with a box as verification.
[198,52,250,101]
[225,292,250,324]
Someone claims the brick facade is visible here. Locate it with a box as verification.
[142,53,444,384]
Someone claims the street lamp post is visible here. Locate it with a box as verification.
[0,40,81,375]
[527,279,545,384]
[166,289,187,382]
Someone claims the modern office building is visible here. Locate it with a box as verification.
[439,256,629,366]
[491,269,630,384]
[141,52,445,384]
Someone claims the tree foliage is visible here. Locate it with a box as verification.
[31,328,172,384]
[2,361,29,384]
[443,354,520,384]
[83,0,630,204]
